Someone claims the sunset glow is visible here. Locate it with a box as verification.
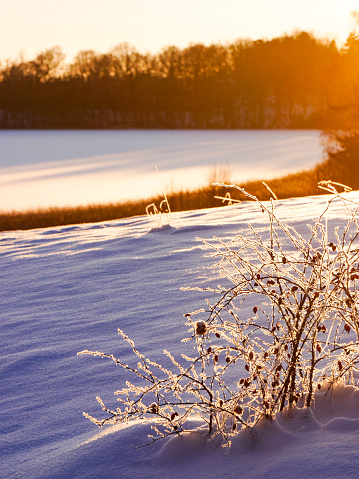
[0,0,358,62]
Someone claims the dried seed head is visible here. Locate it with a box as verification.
[214,354,219,363]
[234,404,243,415]
[317,383,322,390]
[215,332,221,338]
[338,360,343,371]
[249,351,254,361]
[207,347,212,354]
[344,324,351,333]
[282,256,287,264]
[253,306,258,314]
[150,403,159,414]
[195,321,207,335]
[171,413,176,421]
[316,345,322,353]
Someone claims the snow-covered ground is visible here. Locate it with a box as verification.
[0,130,322,211]
[2,190,359,478]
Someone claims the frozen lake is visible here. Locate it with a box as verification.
[0,130,323,212]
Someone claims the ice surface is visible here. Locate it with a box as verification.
[2,191,359,478]
[0,130,322,211]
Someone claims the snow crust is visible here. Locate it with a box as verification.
[2,192,359,478]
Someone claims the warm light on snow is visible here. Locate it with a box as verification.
[0,130,322,211]
[2,190,359,477]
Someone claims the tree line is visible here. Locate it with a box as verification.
[1,31,359,129]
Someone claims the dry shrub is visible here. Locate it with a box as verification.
[79,181,359,448]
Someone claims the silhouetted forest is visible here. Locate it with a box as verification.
[1,31,359,129]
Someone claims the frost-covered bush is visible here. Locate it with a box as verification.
[78,181,359,448]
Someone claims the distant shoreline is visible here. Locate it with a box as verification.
[0,126,320,130]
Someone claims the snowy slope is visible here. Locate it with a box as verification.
[2,192,359,479]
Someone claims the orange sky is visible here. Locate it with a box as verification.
[1,0,359,63]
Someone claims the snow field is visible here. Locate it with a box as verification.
[0,130,322,211]
[2,192,359,478]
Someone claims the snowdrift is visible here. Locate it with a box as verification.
[2,192,359,478]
